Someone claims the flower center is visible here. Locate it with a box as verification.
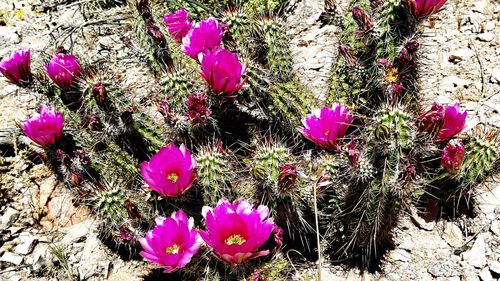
[165,244,180,254]
[225,234,246,246]
[324,130,330,137]
[167,173,179,183]
[385,67,400,84]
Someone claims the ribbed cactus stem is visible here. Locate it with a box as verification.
[461,139,498,186]
[260,18,293,81]
[96,189,129,225]
[196,146,230,204]
[374,109,414,150]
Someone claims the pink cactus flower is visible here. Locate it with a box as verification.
[419,103,467,142]
[140,143,197,197]
[200,199,276,265]
[181,17,224,59]
[0,48,32,86]
[406,0,448,19]
[299,103,355,152]
[163,9,193,41]
[22,104,64,148]
[139,210,201,273]
[440,139,465,174]
[199,48,247,96]
[46,54,82,90]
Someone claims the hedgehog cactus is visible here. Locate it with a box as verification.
[259,17,293,81]
[460,137,499,188]
[374,108,415,150]
[196,143,231,204]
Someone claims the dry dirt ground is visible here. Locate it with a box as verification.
[1,0,499,280]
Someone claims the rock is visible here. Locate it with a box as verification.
[448,48,475,63]
[479,267,492,281]
[1,207,20,227]
[462,270,481,281]
[78,236,110,280]
[472,0,487,13]
[60,219,96,245]
[462,234,487,268]
[442,222,464,248]
[388,249,411,262]
[14,236,37,255]
[490,68,500,84]
[31,243,50,272]
[0,27,21,47]
[476,186,500,219]
[410,207,436,231]
[489,261,500,275]
[477,33,495,42]
[0,251,23,265]
[428,260,460,277]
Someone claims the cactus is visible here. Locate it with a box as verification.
[259,17,293,81]
[196,143,232,204]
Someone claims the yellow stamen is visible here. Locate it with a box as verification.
[167,173,179,183]
[225,234,246,245]
[324,130,330,137]
[385,67,400,84]
[165,244,180,254]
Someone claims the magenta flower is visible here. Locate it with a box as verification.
[440,139,465,174]
[299,103,355,151]
[199,48,247,96]
[46,54,82,90]
[419,103,467,142]
[200,199,276,265]
[22,104,64,148]
[181,17,224,59]
[139,210,201,273]
[406,0,448,19]
[0,48,32,86]
[140,143,197,197]
[163,9,193,41]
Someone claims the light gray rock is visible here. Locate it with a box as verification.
[388,249,412,262]
[60,219,96,245]
[462,234,487,268]
[477,33,496,42]
[428,260,460,277]
[1,207,20,227]
[490,68,500,84]
[442,222,464,248]
[489,261,500,275]
[449,48,475,63]
[479,267,492,281]
[14,236,37,255]
[0,251,23,265]
[410,207,436,231]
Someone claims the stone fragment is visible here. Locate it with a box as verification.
[442,222,464,247]
[448,48,475,63]
[14,236,37,255]
[477,33,495,42]
[428,260,460,277]
[462,234,486,268]
[1,207,20,227]
[388,249,411,262]
[0,252,23,265]
[479,267,492,281]
[489,261,500,275]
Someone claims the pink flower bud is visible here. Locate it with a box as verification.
[406,0,448,19]
[0,48,32,86]
[199,48,247,96]
[181,17,224,59]
[185,93,212,124]
[440,139,465,174]
[299,103,355,152]
[22,104,64,148]
[46,54,82,90]
[163,9,193,41]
